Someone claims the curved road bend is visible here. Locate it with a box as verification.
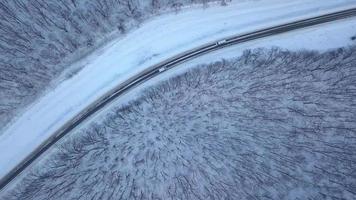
[1,7,356,192]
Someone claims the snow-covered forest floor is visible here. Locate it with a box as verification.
[2,45,356,199]
[0,0,356,181]
[1,1,355,180]
[1,0,356,199]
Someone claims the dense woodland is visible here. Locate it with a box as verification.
[3,47,356,199]
[0,0,225,131]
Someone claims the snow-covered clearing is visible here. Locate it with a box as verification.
[0,0,355,180]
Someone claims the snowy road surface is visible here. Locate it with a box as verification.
[0,0,355,180]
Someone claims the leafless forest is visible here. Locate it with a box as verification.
[0,0,225,131]
[2,46,356,199]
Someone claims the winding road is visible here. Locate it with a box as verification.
[1,7,356,192]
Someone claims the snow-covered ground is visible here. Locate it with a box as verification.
[3,18,356,199]
[0,0,356,180]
